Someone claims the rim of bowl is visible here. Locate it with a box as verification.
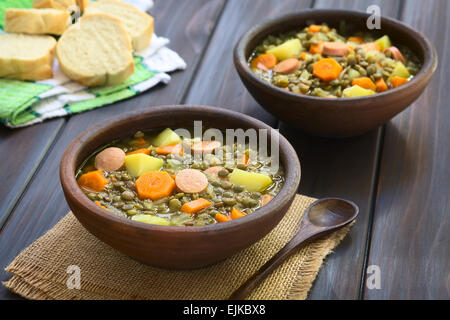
[234,9,438,104]
[60,105,301,234]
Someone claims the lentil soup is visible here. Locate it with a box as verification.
[249,22,421,97]
[76,128,285,226]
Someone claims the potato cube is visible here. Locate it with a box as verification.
[132,215,170,226]
[229,168,273,192]
[125,153,163,177]
[343,85,376,97]
[267,39,303,61]
[374,35,391,51]
[153,128,181,147]
[391,61,411,78]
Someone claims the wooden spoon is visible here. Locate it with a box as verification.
[228,198,359,300]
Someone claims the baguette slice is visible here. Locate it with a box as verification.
[0,33,56,80]
[56,13,134,86]
[85,0,154,51]
[33,0,76,10]
[4,8,70,35]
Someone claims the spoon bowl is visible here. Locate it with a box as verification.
[229,197,359,300]
[307,198,359,228]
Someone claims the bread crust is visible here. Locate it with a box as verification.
[5,65,54,81]
[33,0,76,10]
[4,8,70,35]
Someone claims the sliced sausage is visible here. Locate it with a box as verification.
[191,140,221,154]
[273,58,301,74]
[261,194,274,206]
[361,42,381,52]
[175,169,209,194]
[204,166,224,177]
[322,42,351,56]
[204,166,229,180]
[95,147,125,172]
[384,46,405,64]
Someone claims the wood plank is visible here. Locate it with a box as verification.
[0,119,64,227]
[364,0,450,299]
[0,0,226,299]
[280,0,401,300]
[184,0,313,125]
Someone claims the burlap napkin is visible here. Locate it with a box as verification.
[3,195,353,300]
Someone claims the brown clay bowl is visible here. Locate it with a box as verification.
[60,105,301,269]
[234,9,438,137]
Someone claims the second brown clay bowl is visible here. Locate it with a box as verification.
[60,105,301,269]
[234,9,438,137]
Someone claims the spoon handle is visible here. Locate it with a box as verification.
[228,230,317,300]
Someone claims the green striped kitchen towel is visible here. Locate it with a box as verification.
[0,0,186,128]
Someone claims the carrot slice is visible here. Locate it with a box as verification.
[135,171,175,200]
[215,213,231,223]
[230,208,246,220]
[375,78,388,92]
[78,170,108,192]
[237,153,250,165]
[181,198,213,214]
[94,201,107,209]
[313,58,343,82]
[155,143,183,155]
[352,77,376,91]
[300,52,308,60]
[348,36,364,44]
[309,40,324,54]
[133,137,147,146]
[308,25,322,33]
[241,154,249,165]
[126,148,150,155]
[391,76,408,88]
[250,53,277,70]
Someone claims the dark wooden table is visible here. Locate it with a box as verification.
[0,0,448,300]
